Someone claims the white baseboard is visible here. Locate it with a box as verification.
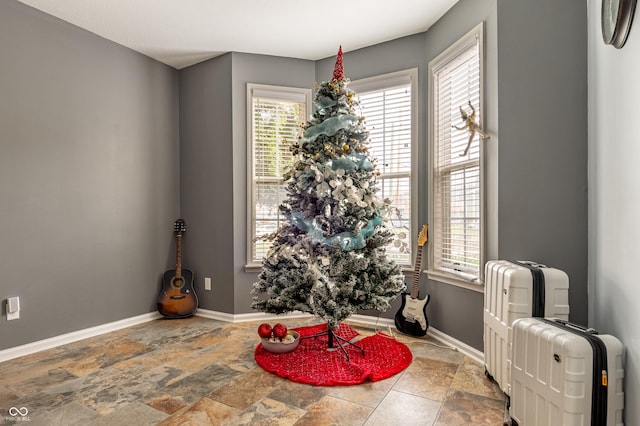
[194,308,312,323]
[345,314,484,365]
[196,310,484,365]
[347,313,396,329]
[427,326,484,365]
[0,309,484,366]
[0,309,308,362]
[0,312,162,363]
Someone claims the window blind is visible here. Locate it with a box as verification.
[251,93,306,261]
[432,34,482,280]
[358,82,413,265]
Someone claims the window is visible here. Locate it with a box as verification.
[247,84,311,265]
[427,24,485,287]
[350,69,418,267]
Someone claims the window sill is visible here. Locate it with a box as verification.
[245,263,262,273]
[425,269,484,293]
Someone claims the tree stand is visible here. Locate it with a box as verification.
[303,324,365,362]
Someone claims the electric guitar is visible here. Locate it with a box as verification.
[157,219,198,318]
[394,224,430,336]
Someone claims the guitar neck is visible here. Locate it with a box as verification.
[175,234,183,279]
[410,245,423,298]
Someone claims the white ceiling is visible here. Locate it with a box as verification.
[17,0,459,69]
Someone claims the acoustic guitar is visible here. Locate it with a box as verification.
[157,219,198,318]
[394,224,430,336]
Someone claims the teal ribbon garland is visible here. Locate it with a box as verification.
[314,96,337,113]
[302,114,358,142]
[289,211,382,251]
[331,153,373,171]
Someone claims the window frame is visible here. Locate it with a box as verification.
[349,68,419,270]
[427,23,486,292]
[246,83,312,269]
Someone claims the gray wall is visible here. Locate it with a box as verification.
[230,54,316,313]
[178,53,315,314]
[426,0,587,349]
[496,0,589,326]
[0,1,180,350]
[179,53,235,313]
[421,0,500,350]
[316,0,588,350]
[588,0,640,421]
[178,0,588,351]
[2,0,589,357]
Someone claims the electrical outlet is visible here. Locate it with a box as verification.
[7,297,20,321]
[204,277,212,291]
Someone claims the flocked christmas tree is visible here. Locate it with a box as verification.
[251,47,406,348]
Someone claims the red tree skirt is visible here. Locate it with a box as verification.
[254,323,412,386]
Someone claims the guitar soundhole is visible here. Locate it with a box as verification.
[172,278,184,289]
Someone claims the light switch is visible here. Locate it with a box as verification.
[6,297,20,320]
[7,297,19,313]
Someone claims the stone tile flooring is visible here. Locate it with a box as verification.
[0,317,506,425]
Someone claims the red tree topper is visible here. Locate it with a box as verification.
[332,46,344,81]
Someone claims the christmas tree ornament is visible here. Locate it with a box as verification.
[251,47,406,359]
[272,323,288,339]
[257,323,273,339]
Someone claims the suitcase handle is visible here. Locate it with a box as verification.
[511,260,545,317]
[553,318,598,334]
[516,260,548,268]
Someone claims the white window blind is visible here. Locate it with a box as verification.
[248,85,309,263]
[352,70,416,266]
[429,26,483,283]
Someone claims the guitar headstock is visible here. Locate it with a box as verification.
[417,224,428,247]
[174,219,186,236]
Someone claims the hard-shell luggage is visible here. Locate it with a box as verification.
[483,260,570,395]
[510,317,624,426]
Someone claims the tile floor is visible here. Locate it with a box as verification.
[0,316,506,425]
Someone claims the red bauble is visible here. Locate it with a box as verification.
[257,323,273,338]
[272,323,288,339]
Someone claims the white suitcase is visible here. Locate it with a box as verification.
[483,260,570,396]
[510,318,624,426]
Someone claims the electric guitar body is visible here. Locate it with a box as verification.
[157,219,198,318]
[395,225,430,337]
[395,292,430,337]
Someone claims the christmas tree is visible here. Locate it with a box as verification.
[251,47,406,338]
